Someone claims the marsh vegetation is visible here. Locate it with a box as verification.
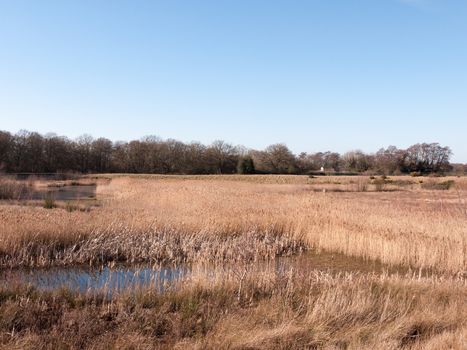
[0,175,466,349]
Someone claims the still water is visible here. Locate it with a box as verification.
[1,264,187,293]
[30,185,96,201]
[0,252,404,295]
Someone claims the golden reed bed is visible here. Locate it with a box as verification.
[0,175,466,349]
[1,175,466,273]
[0,269,465,349]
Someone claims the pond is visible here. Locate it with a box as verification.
[1,265,188,294]
[0,251,407,296]
[29,185,97,201]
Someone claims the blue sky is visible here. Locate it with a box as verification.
[0,0,466,161]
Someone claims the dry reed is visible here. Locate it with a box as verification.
[0,267,465,349]
[1,175,467,349]
[1,176,466,273]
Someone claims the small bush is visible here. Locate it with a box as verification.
[370,176,391,191]
[421,180,455,190]
[0,179,30,200]
[65,202,79,212]
[237,157,255,174]
[392,179,415,187]
[355,180,368,192]
[428,173,445,178]
[43,194,56,209]
[373,179,386,192]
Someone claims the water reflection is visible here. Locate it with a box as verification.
[1,265,189,294]
[29,185,97,201]
[0,251,408,296]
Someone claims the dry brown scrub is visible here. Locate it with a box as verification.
[0,268,465,349]
[0,178,32,200]
[1,175,467,349]
[1,176,466,272]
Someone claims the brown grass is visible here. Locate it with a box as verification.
[0,268,465,349]
[2,176,466,273]
[0,178,32,200]
[1,175,467,348]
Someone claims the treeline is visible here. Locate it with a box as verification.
[0,130,461,175]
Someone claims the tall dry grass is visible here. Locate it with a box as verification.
[0,178,32,200]
[0,176,466,273]
[1,175,467,349]
[0,267,465,349]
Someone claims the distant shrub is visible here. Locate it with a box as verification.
[65,201,78,212]
[421,180,455,190]
[43,194,56,209]
[0,179,30,200]
[355,179,368,192]
[237,156,256,174]
[373,179,386,192]
[392,179,415,187]
[369,175,391,191]
[287,165,298,174]
[410,172,421,177]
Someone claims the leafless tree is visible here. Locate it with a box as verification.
[253,143,296,174]
[206,140,238,174]
[405,143,452,174]
[0,129,456,176]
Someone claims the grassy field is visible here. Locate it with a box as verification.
[0,175,466,349]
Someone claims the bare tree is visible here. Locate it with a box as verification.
[75,134,94,173]
[0,129,456,176]
[127,140,149,173]
[184,142,208,174]
[0,131,13,171]
[206,140,238,174]
[341,150,373,173]
[43,134,73,172]
[254,144,297,174]
[405,143,452,174]
[374,146,406,175]
[111,141,130,173]
[91,138,113,172]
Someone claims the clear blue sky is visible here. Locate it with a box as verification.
[1,0,466,162]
